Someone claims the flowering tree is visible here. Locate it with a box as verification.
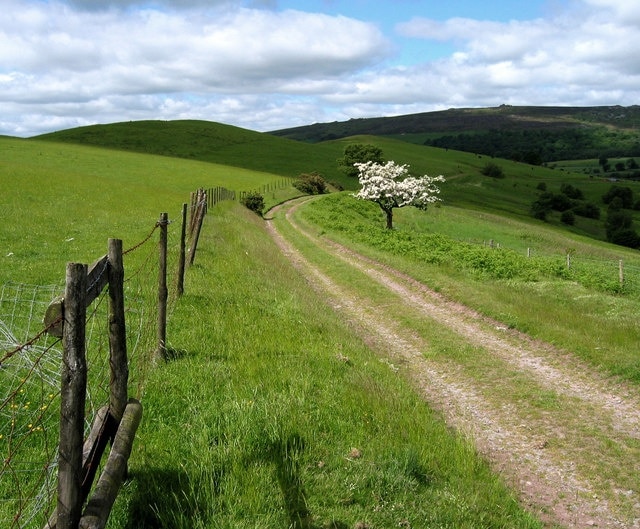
[353,161,445,229]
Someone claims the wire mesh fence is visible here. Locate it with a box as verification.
[0,226,166,528]
[0,187,236,527]
[1,284,64,528]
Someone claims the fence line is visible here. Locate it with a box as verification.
[470,237,640,293]
[0,179,255,527]
[237,177,296,202]
[0,184,229,528]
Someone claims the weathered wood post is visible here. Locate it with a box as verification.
[188,191,197,239]
[108,238,128,422]
[188,191,206,266]
[619,259,624,287]
[57,263,88,529]
[79,399,143,529]
[177,203,187,297]
[157,213,168,362]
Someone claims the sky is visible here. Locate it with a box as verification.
[1,0,639,137]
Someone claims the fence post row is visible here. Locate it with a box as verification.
[45,238,142,529]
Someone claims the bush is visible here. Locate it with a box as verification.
[294,172,328,195]
[609,228,640,249]
[241,191,264,216]
[603,185,634,208]
[480,162,505,179]
[560,183,584,200]
[560,210,575,225]
[573,202,601,219]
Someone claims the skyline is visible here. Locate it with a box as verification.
[1,0,639,137]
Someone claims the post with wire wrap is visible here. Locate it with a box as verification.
[156,213,168,362]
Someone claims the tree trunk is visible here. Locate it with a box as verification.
[385,208,393,230]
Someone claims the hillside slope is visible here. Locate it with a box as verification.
[270,105,640,162]
[33,120,345,182]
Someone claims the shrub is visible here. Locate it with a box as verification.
[573,202,601,219]
[480,162,505,179]
[294,172,328,195]
[603,185,634,208]
[241,191,264,216]
[560,210,575,225]
[560,183,584,200]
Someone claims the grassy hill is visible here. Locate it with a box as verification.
[34,120,346,184]
[270,105,640,163]
[1,134,547,529]
[3,122,640,527]
[30,120,640,246]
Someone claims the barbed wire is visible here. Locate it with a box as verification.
[0,195,217,527]
[0,215,172,527]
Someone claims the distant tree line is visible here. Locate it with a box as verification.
[426,128,640,164]
[531,183,640,249]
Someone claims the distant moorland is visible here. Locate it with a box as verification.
[270,105,640,164]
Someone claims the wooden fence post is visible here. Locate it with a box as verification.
[157,213,168,362]
[188,191,196,238]
[108,239,128,422]
[177,203,187,297]
[188,192,206,266]
[619,259,624,287]
[58,263,88,529]
[79,399,143,529]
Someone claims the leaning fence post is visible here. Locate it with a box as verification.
[188,192,206,266]
[157,213,168,362]
[108,239,128,422]
[58,262,88,529]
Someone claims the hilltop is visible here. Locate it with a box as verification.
[270,105,640,163]
[34,120,344,182]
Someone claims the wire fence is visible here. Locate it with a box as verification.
[0,186,225,528]
[465,236,640,297]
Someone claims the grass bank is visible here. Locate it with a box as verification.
[108,201,542,528]
[297,193,640,384]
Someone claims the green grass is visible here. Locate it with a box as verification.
[4,119,640,526]
[0,136,287,283]
[1,135,544,527]
[33,120,347,186]
[298,192,640,384]
[108,201,541,528]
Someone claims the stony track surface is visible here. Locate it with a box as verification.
[266,198,640,529]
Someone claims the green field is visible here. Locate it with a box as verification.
[2,121,640,527]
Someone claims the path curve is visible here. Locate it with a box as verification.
[266,197,640,529]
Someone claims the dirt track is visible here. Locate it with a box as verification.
[266,197,640,529]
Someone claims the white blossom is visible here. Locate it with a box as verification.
[352,160,444,228]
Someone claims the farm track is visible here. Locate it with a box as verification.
[266,197,640,529]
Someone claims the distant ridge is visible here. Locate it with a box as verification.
[269,105,640,163]
[269,105,640,141]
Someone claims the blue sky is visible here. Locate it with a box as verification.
[1,0,639,136]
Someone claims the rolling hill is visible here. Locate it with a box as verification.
[29,118,640,247]
[34,120,346,183]
[270,105,640,163]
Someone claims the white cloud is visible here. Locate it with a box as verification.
[0,0,639,136]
